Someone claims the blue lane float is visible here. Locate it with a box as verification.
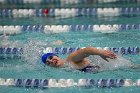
[0,47,139,59]
[0,7,140,18]
[0,48,23,59]
[0,24,140,35]
[80,79,125,88]
[0,78,140,88]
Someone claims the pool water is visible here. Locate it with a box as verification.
[0,3,140,93]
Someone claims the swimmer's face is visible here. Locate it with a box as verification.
[46,55,64,67]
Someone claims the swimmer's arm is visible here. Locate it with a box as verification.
[67,47,116,62]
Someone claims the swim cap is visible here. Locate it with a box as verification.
[41,53,56,64]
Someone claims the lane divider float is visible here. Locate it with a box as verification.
[0,78,140,88]
[0,47,139,59]
[0,8,140,18]
[0,24,140,35]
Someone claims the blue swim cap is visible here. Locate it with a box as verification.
[41,53,55,64]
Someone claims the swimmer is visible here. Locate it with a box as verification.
[41,46,117,73]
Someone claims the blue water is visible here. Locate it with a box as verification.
[0,5,140,93]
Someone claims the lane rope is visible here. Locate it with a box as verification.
[0,0,138,4]
[0,47,139,59]
[0,24,140,35]
[0,78,140,88]
[0,8,140,18]
[0,0,85,5]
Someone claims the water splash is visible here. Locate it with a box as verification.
[22,39,50,65]
[0,35,11,47]
[0,34,23,48]
[0,35,50,65]
[88,55,132,71]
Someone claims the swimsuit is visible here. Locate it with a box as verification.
[79,65,100,73]
[64,61,100,73]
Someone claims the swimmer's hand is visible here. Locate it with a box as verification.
[99,50,117,62]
